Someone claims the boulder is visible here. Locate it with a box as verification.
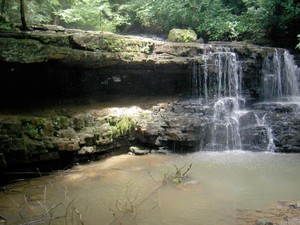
[168,29,197,43]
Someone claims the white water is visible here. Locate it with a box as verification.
[212,97,242,150]
[1,152,300,225]
[192,47,300,151]
[192,47,245,150]
[262,49,300,101]
[254,113,276,152]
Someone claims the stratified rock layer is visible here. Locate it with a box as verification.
[0,27,299,172]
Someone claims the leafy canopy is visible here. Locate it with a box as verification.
[1,0,299,47]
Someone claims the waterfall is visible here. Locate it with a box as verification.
[262,49,300,101]
[191,47,245,150]
[192,47,243,99]
[192,46,299,152]
[191,46,299,151]
[209,47,243,150]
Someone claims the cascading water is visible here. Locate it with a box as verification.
[254,113,276,152]
[211,97,242,150]
[192,46,245,150]
[191,46,300,151]
[209,47,243,150]
[262,49,300,102]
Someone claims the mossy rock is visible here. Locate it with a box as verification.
[21,117,49,140]
[0,120,22,138]
[0,14,15,31]
[52,116,70,130]
[168,29,197,43]
[73,116,85,131]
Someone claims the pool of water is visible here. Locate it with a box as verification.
[1,151,300,225]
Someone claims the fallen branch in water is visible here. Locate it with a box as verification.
[108,163,194,225]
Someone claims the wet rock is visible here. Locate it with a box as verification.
[129,146,149,155]
[183,179,199,185]
[239,111,257,128]
[256,218,273,225]
[55,128,77,139]
[73,116,85,131]
[240,126,269,151]
[25,139,46,154]
[79,146,96,154]
[57,138,80,151]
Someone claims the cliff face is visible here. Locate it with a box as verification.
[0,27,274,106]
[0,26,299,174]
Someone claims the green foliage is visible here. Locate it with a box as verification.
[52,116,69,130]
[1,0,299,46]
[51,0,130,31]
[297,34,300,49]
[22,118,46,139]
[108,116,136,137]
[238,0,300,45]
[0,14,14,30]
[127,0,239,41]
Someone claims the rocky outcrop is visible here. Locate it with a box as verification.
[1,97,299,171]
[0,108,140,167]
[0,27,274,106]
[0,27,300,173]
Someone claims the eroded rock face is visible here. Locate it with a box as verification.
[0,96,300,172]
[0,29,275,109]
[0,27,300,172]
[0,28,277,105]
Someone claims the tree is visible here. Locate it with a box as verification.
[239,0,300,47]
[20,0,29,30]
[125,0,237,40]
[1,0,298,47]
[1,0,6,14]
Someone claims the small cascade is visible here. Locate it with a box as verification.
[211,97,242,150]
[254,114,276,152]
[262,49,300,101]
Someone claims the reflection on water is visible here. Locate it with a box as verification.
[1,151,300,225]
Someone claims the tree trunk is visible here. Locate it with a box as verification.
[53,15,60,25]
[20,0,29,31]
[1,0,6,14]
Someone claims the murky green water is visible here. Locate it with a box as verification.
[1,151,300,225]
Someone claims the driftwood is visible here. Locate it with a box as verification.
[109,164,193,225]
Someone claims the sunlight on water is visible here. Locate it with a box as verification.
[1,152,300,225]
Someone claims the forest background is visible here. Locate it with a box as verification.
[0,0,300,50]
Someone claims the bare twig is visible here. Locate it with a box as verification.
[20,217,52,225]
[42,203,62,217]
[64,186,69,201]
[75,209,85,225]
[37,201,47,211]
[36,168,42,177]
[9,195,20,207]
[182,164,192,177]
[147,170,156,182]
[43,186,47,205]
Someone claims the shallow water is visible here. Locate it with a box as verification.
[1,151,300,225]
